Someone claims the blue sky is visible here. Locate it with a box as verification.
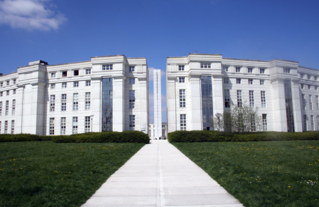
[1,0,319,123]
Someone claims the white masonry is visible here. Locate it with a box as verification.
[0,55,149,135]
[166,53,319,133]
[153,69,162,139]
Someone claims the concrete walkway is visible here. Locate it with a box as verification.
[82,141,244,207]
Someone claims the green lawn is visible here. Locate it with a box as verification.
[173,141,319,207]
[0,141,144,207]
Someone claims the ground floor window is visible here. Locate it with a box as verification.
[129,115,135,128]
[50,118,54,135]
[72,117,78,134]
[180,114,186,131]
[11,120,14,134]
[262,114,267,131]
[85,116,90,132]
[4,120,8,133]
[61,117,66,135]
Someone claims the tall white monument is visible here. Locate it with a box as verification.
[153,69,162,139]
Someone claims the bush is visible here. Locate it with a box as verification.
[0,134,52,142]
[168,130,319,143]
[53,131,150,144]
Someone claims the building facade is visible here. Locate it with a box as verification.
[148,123,168,139]
[167,53,319,133]
[0,55,149,135]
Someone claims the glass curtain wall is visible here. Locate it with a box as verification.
[201,76,213,130]
[284,80,295,132]
[102,78,113,131]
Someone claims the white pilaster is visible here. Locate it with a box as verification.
[139,77,148,134]
[189,76,202,130]
[91,78,101,132]
[113,77,125,132]
[271,79,287,132]
[292,79,303,132]
[212,75,224,116]
[167,77,176,133]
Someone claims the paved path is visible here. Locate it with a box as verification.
[82,141,244,207]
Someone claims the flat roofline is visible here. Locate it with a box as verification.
[223,57,268,62]
[91,54,126,58]
[167,53,223,58]
[0,71,18,77]
[48,60,91,67]
[299,66,319,71]
[127,57,147,59]
[271,58,298,63]
[188,53,223,56]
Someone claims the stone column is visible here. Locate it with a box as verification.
[15,85,24,134]
[291,79,303,132]
[138,77,148,134]
[35,82,46,135]
[167,77,176,133]
[91,77,101,132]
[271,79,287,132]
[189,75,202,130]
[212,75,224,116]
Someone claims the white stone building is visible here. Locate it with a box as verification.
[153,69,162,139]
[148,123,168,139]
[0,55,149,135]
[166,53,319,133]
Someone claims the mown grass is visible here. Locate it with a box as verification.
[0,141,144,207]
[173,141,319,207]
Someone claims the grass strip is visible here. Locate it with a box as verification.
[173,141,319,207]
[0,141,144,207]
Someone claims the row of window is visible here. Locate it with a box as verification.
[224,78,265,85]
[49,115,136,135]
[0,79,17,87]
[49,116,91,135]
[0,120,14,134]
[50,65,136,79]
[302,95,319,110]
[51,69,92,78]
[50,90,136,112]
[224,67,269,74]
[50,81,91,89]
[0,100,16,116]
[178,77,267,85]
[303,115,319,131]
[50,78,136,89]
[179,114,268,131]
[300,73,319,81]
[179,64,268,73]
[0,89,16,97]
[300,84,318,91]
[178,89,267,109]
[224,90,266,108]
[50,93,91,112]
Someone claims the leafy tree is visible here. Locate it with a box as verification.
[212,103,262,132]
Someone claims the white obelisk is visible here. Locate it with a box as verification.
[153,69,162,139]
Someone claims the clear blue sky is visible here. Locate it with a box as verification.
[1,0,319,123]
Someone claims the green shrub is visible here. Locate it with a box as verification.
[0,134,52,142]
[52,131,149,144]
[168,130,319,143]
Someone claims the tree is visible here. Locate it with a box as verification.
[213,113,224,131]
[212,103,262,132]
